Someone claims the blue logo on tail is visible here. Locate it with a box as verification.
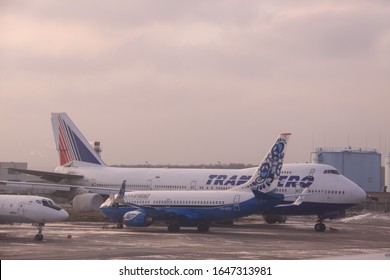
[249,137,286,191]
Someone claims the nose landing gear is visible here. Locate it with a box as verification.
[34,223,45,241]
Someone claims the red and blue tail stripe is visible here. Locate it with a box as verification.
[53,113,104,166]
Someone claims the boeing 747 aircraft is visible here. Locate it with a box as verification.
[0,113,366,231]
[0,195,69,240]
[99,133,292,232]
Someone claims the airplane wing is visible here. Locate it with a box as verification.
[0,180,121,196]
[0,180,72,194]
[8,167,83,183]
[274,189,312,208]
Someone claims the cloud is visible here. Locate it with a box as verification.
[0,0,389,168]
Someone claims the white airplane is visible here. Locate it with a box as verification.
[0,195,69,241]
[99,133,292,232]
[0,112,366,231]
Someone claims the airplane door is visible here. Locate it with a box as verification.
[147,180,153,190]
[190,181,197,190]
[18,203,25,216]
[233,195,240,211]
[326,190,332,202]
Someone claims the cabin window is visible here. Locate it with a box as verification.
[324,170,341,175]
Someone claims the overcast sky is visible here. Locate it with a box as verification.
[1,0,390,170]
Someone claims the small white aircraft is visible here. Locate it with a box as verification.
[0,195,69,240]
[99,133,293,232]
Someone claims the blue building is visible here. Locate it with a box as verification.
[312,147,381,192]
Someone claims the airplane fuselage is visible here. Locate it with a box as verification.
[56,162,366,216]
[0,195,69,224]
[100,189,284,224]
[100,133,291,231]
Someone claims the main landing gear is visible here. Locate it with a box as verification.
[167,222,180,233]
[197,223,210,233]
[34,223,45,241]
[314,220,327,232]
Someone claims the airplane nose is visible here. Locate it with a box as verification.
[58,209,69,221]
[351,182,366,204]
[355,185,367,203]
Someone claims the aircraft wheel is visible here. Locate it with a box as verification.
[34,233,43,241]
[168,223,180,233]
[116,223,123,229]
[314,223,326,232]
[197,223,210,233]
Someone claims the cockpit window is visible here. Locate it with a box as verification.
[324,169,341,175]
[41,199,62,211]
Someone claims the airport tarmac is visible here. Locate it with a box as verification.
[1,211,390,260]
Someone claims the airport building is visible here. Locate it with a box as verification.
[0,162,27,182]
[312,147,382,192]
[385,153,390,193]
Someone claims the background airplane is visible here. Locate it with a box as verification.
[0,112,366,231]
[0,194,69,240]
[100,133,291,232]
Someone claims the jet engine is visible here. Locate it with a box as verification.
[72,193,104,212]
[123,210,153,227]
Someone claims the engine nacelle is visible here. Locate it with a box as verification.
[123,210,153,227]
[263,214,287,224]
[318,210,344,220]
[72,193,104,212]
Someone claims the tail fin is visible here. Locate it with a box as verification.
[118,180,126,200]
[231,133,291,195]
[51,113,106,166]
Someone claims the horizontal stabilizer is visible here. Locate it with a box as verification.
[274,203,299,209]
[252,190,284,201]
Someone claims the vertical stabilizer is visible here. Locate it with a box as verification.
[231,133,291,195]
[51,113,106,166]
